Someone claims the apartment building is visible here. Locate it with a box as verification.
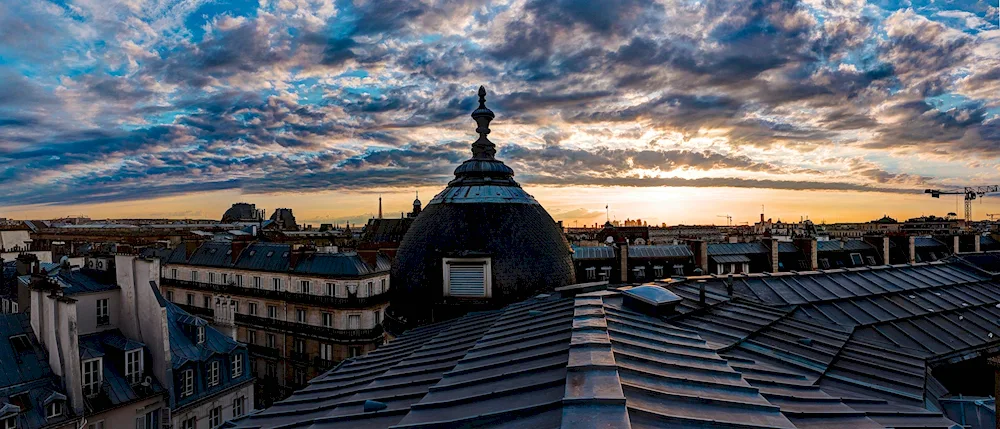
[154,242,389,407]
[10,253,253,429]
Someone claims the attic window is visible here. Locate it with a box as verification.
[248,250,256,256]
[209,248,217,254]
[282,252,289,257]
[46,401,63,419]
[197,327,206,345]
[266,251,274,257]
[226,250,232,255]
[9,335,31,354]
[850,253,863,265]
[9,393,30,411]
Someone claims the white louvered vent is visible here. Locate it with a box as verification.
[444,258,491,298]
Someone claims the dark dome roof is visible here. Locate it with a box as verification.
[390,86,575,327]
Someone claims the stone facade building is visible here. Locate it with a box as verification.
[154,241,389,408]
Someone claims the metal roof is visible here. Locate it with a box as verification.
[231,265,971,428]
[711,254,751,264]
[161,242,390,276]
[915,237,948,248]
[55,269,120,295]
[627,245,693,259]
[188,241,234,267]
[234,243,291,272]
[78,330,166,414]
[572,245,615,260]
[777,242,800,253]
[708,242,769,255]
[294,252,390,276]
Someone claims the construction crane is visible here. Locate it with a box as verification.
[717,214,732,226]
[924,186,1000,221]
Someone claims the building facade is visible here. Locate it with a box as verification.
[155,242,389,408]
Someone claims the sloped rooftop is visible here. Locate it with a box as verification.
[231,261,989,428]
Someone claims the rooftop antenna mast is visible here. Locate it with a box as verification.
[606,204,610,223]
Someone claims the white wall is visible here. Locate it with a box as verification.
[0,230,31,251]
[171,383,254,429]
[74,291,120,335]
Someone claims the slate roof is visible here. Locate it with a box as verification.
[78,330,166,414]
[777,242,800,253]
[159,242,390,277]
[163,297,241,369]
[0,316,75,429]
[361,218,414,244]
[915,237,948,248]
[627,245,692,259]
[54,269,119,295]
[708,242,769,255]
[958,252,1000,274]
[571,245,615,260]
[711,254,751,264]
[232,262,992,429]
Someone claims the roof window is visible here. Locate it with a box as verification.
[9,335,31,354]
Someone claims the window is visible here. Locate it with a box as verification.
[233,396,245,418]
[349,346,360,357]
[221,273,228,284]
[236,274,244,287]
[585,267,596,280]
[208,360,219,387]
[181,369,194,397]
[267,305,277,319]
[197,326,205,345]
[653,265,664,278]
[866,256,878,265]
[125,349,142,385]
[234,301,240,313]
[203,296,210,309]
[600,266,612,280]
[300,280,310,294]
[248,302,258,316]
[366,282,373,297]
[296,309,306,323]
[83,358,102,397]
[166,290,174,302]
[266,333,276,349]
[253,276,261,289]
[46,401,63,419]
[208,272,216,284]
[381,278,386,293]
[850,253,864,266]
[87,420,105,429]
[136,408,159,429]
[272,278,282,291]
[248,330,257,345]
[325,283,334,296]
[181,418,195,429]
[171,268,177,279]
[673,264,685,276]
[294,368,306,386]
[96,299,109,326]
[320,343,333,361]
[322,313,332,327]
[186,293,194,306]
[374,310,381,326]
[633,266,646,280]
[819,258,830,269]
[191,271,198,282]
[10,335,31,353]
[265,362,276,378]
[443,258,491,298]
[348,314,360,330]
[209,406,221,428]
[232,353,244,378]
[293,338,305,354]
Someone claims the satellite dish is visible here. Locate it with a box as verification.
[605,236,614,244]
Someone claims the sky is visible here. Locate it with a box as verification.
[1,0,999,226]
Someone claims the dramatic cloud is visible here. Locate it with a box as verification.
[1,0,998,208]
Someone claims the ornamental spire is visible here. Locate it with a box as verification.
[471,85,496,159]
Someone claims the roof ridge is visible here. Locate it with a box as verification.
[559,295,631,428]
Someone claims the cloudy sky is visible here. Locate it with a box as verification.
[1,0,999,226]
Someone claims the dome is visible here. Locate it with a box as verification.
[389,86,575,329]
[222,203,263,223]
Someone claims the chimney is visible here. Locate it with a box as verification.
[231,240,249,263]
[794,238,818,270]
[378,196,383,219]
[686,240,708,274]
[358,249,379,271]
[761,213,765,223]
[908,236,916,264]
[698,280,706,305]
[289,247,315,268]
[619,243,629,283]
[953,235,960,254]
[975,235,981,253]
[768,239,780,273]
[184,241,198,259]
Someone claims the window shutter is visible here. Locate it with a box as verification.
[448,264,486,297]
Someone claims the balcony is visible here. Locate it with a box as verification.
[290,351,310,363]
[161,278,389,309]
[96,315,110,326]
[247,344,280,359]
[177,303,214,318]
[236,313,384,343]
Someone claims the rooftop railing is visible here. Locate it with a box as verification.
[162,278,388,309]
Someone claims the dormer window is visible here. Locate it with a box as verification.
[232,353,243,378]
[266,251,274,257]
[9,335,31,354]
[2,415,14,429]
[45,401,62,419]
[197,327,205,345]
[443,258,491,298]
[82,358,102,398]
[208,361,220,387]
[125,349,143,385]
[181,369,194,397]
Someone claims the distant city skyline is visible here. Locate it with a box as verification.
[4,185,999,226]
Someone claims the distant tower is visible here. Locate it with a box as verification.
[411,192,422,217]
[379,196,383,219]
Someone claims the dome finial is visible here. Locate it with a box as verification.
[471,85,496,159]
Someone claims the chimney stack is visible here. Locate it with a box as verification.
[794,238,818,270]
[686,240,708,274]
[908,236,916,264]
[619,243,630,284]
[768,238,780,273]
